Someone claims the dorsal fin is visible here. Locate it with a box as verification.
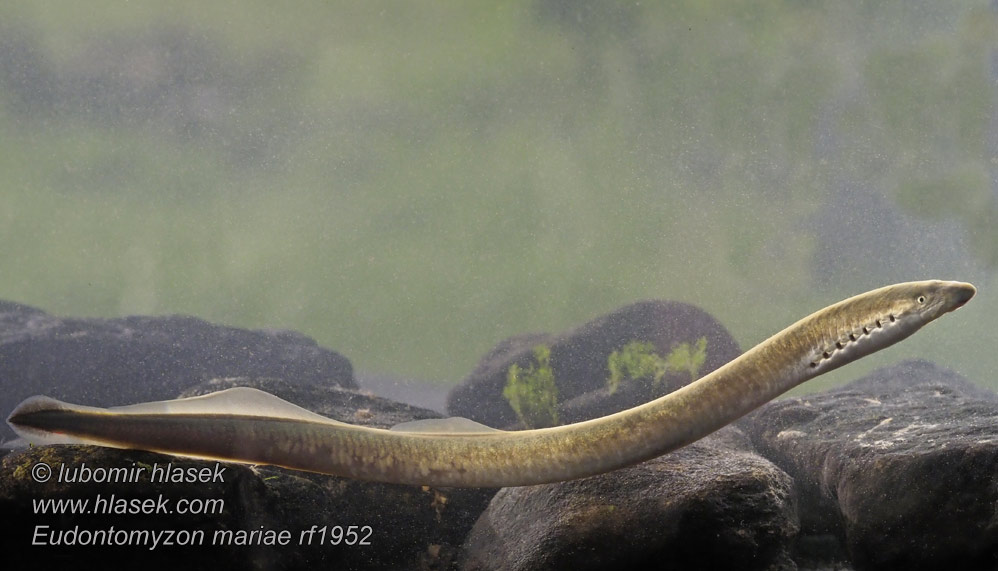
[109,387,347,426]
[390,417,503,434]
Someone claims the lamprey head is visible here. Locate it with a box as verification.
[908,280,976,321]
[804,280,976,375]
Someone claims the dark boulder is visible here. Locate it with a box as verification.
[742,359,998,570]
[447,300,741,428]
[460,427,798,571]
[0,300,354,441]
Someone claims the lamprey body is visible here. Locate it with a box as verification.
[7,280,976,487]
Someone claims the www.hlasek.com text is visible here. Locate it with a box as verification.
[34,493,224,516]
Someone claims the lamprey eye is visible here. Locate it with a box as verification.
[917,295,926,304]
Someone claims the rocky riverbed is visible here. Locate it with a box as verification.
[1,300,994,570]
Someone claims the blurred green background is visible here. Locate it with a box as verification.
[0,1,995,390]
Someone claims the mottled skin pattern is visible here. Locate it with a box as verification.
[8,281,976,487]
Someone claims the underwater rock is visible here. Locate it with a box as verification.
[460,426,798,571]
[447,300,741,428]
[0,300,354,441]
[1,376,495,570]
[743,359,998,570]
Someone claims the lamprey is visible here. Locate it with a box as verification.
[7,280,976,487]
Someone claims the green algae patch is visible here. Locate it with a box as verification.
[607,337,708,394]
[504,345,559,429]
